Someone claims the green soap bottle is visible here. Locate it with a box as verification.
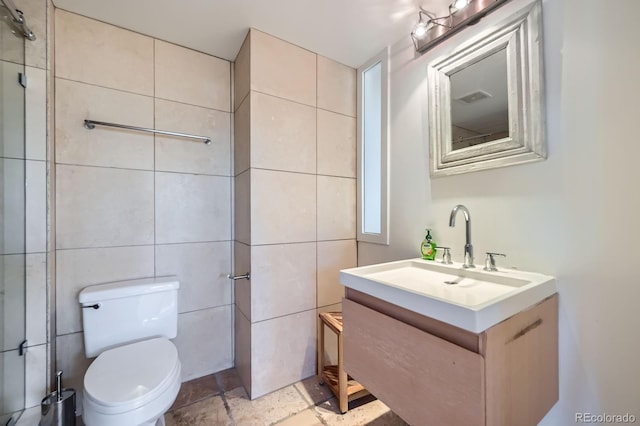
[420,229,437,260]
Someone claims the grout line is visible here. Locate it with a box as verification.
[249,238,356,248]
[178,304,234,316]
[250,89,316,110]
[153,38,157,278]
[249,307,317,325]
[54,76,152,99]
[316,105,357,119]
[55,161,233,178]
[315,55,320,318]
[251,165,356,180]
[53,79,232,115]
[233,90,249,114]
[55,240,234,252]
[0,156,47,162]
[216,377,238,426]
[247,89,355,119]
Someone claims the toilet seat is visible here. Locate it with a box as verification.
[83,337,180,420]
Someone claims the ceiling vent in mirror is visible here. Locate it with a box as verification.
[456,90,492,104]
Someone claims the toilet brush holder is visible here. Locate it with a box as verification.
[39,371,76,426]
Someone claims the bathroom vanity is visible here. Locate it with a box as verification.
[340,259,558,426]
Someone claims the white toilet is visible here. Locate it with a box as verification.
[78,276,182,426]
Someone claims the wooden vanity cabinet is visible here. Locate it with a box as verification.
[343,289,558,426]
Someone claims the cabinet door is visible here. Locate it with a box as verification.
[343,298,485,426]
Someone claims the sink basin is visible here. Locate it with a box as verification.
[340,258,556,333]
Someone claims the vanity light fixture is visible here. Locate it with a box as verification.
[410,7,454,50]
[411,0,510,53]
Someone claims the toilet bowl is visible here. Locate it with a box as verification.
[82,338,181,426]
[79,277,182,426]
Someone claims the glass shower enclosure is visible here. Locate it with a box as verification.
[0,0,28,423]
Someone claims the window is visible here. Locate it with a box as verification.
[357,47,389,244]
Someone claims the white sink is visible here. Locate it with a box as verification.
[340,258,556,333]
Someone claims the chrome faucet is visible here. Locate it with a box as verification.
[449,205,474,268]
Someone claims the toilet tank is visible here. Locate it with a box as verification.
[79,276,180,357]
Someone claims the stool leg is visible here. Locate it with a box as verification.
[318,321,325,385]
[338,330,348,414]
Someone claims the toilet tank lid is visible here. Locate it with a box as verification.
[79,276,180,304]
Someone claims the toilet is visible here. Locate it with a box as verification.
[78,276,182,426]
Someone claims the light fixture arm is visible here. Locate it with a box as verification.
[410,0,510,53]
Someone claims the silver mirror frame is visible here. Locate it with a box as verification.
[428,0,545,177]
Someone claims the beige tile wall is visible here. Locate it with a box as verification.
[233,29,357,399]
[53,10,234,412]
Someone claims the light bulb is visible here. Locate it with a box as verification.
[413,21,428,38]
[453,0,469,10]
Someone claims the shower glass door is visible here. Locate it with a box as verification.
[0,5,27,424]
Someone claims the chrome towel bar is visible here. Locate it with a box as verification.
[227,273,250,281]
[84,119,212,145]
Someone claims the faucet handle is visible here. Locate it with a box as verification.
[436,247,453,264]
[484,252,506,271]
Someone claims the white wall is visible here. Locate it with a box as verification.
[358,0,640,422]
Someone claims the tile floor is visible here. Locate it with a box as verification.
[164,368,409,426]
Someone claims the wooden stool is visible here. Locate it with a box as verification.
[317,312,368,413]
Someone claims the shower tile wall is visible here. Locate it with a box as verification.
[0,0,50,412]
[233,29,356,399]
[53,9,233,411]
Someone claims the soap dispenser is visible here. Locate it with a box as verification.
[420,229,437,260]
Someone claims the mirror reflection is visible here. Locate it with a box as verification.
[450,48,509,151]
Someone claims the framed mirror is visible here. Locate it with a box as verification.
[428,0,545,177]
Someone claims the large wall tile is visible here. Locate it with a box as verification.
[25,66,46,161]
[174,306,233,381]
[234,34,250,111]
[55,79,154,169]
[1,62,25,159]
[251,309,316,398]
[155,173,231,244]
[1,254,25,350]
[234,96,250,176]
[317,240,356,307]
[251,169,316,245]
[56,165,154,249]
[25,343,47,408]
[0,349,25,413]
[317,56,356,117]
[155,40,231,111]
[26,160,46,253]
[54,10,153,95]
[317,176,356,241]
[155,99,230,176]
[22,0,47,69]
[234,170,251,245]
[317,109,356,178]
[234,242,251,321]
[251,243,316,322]
[56,332,92,414]
[0,159,25,254]
[56,246,155,335]
[156,242,232,313]
[234,305,251,396]
[250,30,316,107]
[251,92,316,174]
[0,30,22,64]
[26,253,47,345]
